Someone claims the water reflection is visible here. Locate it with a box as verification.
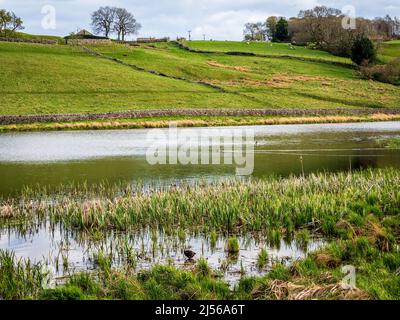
[0,222,324,285]
[0,122,399,196]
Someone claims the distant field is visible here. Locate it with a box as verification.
[0,40,399,117]
[378,40,400,63]
[186,41,352,64]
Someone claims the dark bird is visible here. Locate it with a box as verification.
[184,250,196,260]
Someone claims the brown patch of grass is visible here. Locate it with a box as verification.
[212,74,331,88]
[314,252,341,268]
[252,279,370,300]
[366,221,392,252]
[206,60,252,72]
[0,204,16,218]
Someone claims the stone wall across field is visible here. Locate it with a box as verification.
[136,37,169,43]
[0,37,58,45]
[1,108,400,125]
[66,38,112,45]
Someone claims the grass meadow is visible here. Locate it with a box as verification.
[0,40,399,120]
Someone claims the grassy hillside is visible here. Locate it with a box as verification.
[378,40,400,63]
[0,42,252,115]
[77,42,400,109]
[0,40,399,117]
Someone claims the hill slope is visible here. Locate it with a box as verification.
[0,41,399,117]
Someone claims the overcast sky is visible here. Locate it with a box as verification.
[1,0,399,40]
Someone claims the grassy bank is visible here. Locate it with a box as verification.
[1,113,400,133]
[1,169,399,300]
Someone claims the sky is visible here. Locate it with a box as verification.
[1,0,399,40]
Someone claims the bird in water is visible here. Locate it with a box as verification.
[184,250,196,260]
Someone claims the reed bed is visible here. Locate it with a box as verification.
[1,169,399,240]
[1,169,399,300]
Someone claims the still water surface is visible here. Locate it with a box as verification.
[0,121,399,196]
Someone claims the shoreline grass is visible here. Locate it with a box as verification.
[1,114,400,133]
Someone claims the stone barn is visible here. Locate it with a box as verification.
[64,29,112,45]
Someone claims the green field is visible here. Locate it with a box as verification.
[0,40,399,117]
[186,40,352,64]
[378,40,400,63]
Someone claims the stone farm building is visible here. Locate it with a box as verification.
[64,29,111,45]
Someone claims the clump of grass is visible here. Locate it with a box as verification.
[225,237,239,255]
[0,250,48,300]
[256,248,269,270]
[39,285,85,300]
[196,258,211,277]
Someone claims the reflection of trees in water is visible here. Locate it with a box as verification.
[351,156,378,170]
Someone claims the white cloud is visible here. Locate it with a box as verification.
[1,0,399,40]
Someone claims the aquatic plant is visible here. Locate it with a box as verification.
[196,257,211,277]
[256,249,269,270]
[225,237,240,255]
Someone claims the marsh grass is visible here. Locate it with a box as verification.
[256,249,269,270]
[0,169,399,300]
[1,169,399,242]
[0,250,49,300]
[225,237,240,255]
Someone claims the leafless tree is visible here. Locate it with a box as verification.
[113,8,141,41]
[243,22,267,41]
[91,6,116,38]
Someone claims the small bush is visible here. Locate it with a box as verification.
[351,37,376,66]
[360,58,400,85]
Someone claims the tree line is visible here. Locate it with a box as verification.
[244,6,399,57]
[0,9,24,37]
[91,6,141,41]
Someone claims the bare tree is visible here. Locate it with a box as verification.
[113,8,141,41]
[243,22,267,41]
[91,6,116,38]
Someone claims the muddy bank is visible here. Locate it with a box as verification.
[1,108,400,125]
